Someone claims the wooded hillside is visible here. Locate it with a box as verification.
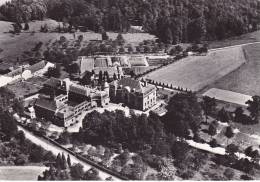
[0,0,260,43]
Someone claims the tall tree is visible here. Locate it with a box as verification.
[225,126,235,145]
[246,96,260,123]
[201,96,217,122]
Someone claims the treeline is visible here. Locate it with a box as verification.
[1,0,260,43]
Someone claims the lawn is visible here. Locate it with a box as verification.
[144,46,246,92]
[0,166,48,180]
[203,43,260,96]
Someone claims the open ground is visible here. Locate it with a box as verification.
[145,46,246,92]
[202,43,260,96]
[0,166,47,180]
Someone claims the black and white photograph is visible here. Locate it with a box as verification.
[0,0,260,180]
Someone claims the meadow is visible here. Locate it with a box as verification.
[204,43,260,96]
[145,47,246,92]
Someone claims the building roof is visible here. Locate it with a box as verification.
[69,84,90,97]
[113,77,156,94]
[44,77,61,88]
[35,98,57,112]
[28,60,46,73]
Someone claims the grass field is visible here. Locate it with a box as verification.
[202,43,260,96]
[145,47,246,92]
[0,19,155,64]
[0,166,47,180]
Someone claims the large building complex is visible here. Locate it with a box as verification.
[34,78,110,127]
[110,77,157,111]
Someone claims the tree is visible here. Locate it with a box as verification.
[246,96,260,123]
[24,22,29,30]
[29,145,44,163]
[12,22,22,33]
[164,93,202,137]
[44,67,61,78]
[164,27,173,44]
[113,73,117,80]
[218,107,230,123]
[81,71,93,85]
[68,63,79,75]
[128,46,134,53]
[223,168,235,180]
[102,32,109,41]
[116,33,125,46]
[78,35,84,42]
[67,154,71,167]
[61,153,67,170]
[83,168,101,180]
[98,71,103,84]
[208,121,218,139]
[225,126,235,145]
[226,144,239,156]
[201,96,216,122]
[70,163,84,180]
[234,107,244,123]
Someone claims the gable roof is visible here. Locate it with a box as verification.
[116,77,156,94]
[118,77,142,92]
[44,77,61,88]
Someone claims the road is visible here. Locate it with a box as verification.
[18,126,122,181]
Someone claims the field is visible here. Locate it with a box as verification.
[144,47,246,92]
[203,43,260,96]
[0,166,47,180]
[0,19,155,64]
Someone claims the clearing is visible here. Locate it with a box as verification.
[0,166,47,180]
[203,43,260,96]
[145,47,246,92]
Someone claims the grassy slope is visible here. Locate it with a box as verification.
[203,43,260,96]
[0,19,155,63]
[145,47,246,92]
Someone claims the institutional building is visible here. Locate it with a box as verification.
[34,78,110,127]
[109,77,157,111]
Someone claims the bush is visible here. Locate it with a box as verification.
[209,139,219,148]
[223,168,235,180]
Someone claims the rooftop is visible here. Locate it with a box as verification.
[113,77,156,94]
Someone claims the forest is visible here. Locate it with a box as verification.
[0,0,260,43]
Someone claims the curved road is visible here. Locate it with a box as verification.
[18,126,121,181]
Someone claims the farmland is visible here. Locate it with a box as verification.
[204,43,260,96]
[0,166,47,180]
[145,46,246,92]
